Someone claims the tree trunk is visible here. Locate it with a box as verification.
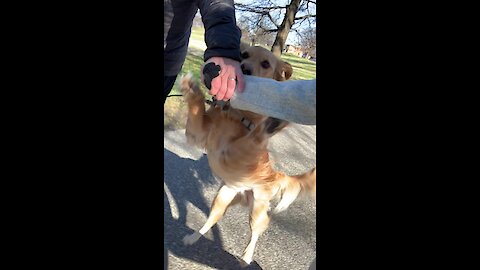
[271,0,301,56]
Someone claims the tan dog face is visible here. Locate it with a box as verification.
[240,46,293,81]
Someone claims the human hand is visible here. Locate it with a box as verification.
[201,57,245,101]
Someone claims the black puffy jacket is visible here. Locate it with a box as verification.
[164,0,241,77]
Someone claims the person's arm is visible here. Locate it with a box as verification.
[230,76,316,125]
[198,0,241,63]
[198,0,244,101]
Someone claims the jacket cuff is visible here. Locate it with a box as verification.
[204,48,241,62]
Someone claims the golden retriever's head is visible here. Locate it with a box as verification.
[240,46,293,81]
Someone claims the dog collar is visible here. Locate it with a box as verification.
[241,117,255,131]
[207,97,229,110]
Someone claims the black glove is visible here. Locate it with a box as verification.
[202,62,221,90]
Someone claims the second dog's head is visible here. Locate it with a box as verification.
[240,46,293,81]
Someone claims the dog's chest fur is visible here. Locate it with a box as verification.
[203,107,265,186]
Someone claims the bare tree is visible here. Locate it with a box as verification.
[296,26,316,58]
[236,0,316,56]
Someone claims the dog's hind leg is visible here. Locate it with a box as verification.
[180,74,211,147]
[183,185,237,245]
[240,197,270,266]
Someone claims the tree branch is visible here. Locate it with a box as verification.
[294,14,316,20]
[235,3,287,12]
[258,24,278,33]
[266,13,281,28]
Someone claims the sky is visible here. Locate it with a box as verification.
[234,0,316,45]
[193,1,315,45]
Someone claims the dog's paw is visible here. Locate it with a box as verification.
[182,231,202,246]
[180,73,203,102]
[240,252,254,267]
[263,117,289,135]
[239,258,252,268]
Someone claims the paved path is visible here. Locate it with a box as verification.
[164,123,316,270]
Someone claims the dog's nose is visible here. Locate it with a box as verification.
[241,64,252,75]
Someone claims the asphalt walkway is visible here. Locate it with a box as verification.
[164,123,316,270]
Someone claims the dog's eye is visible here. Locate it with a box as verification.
[241,52,249,59]
[261,60,270,69]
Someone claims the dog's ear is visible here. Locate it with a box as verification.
[282,61,293,80]
[274,61,293,81]
[283,62,293,80]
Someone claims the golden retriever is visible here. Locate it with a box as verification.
[180,46,316,266]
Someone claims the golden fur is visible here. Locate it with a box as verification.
[180,46,316,266]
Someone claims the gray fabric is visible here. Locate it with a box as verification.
[230,76,316,125]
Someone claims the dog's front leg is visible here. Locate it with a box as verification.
[180,74,210,147]
[183,185,237,245]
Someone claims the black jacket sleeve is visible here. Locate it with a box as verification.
[198,0,242,62]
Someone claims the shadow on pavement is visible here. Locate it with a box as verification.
[164,148,262,270]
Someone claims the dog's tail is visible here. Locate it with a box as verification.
[273,167,316,213]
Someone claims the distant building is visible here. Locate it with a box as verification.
[284,44,304,57]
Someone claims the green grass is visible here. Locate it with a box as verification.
[190,27,204,42]
[164,26,316,130]
[168,52,206,96]
[281,53,316,80]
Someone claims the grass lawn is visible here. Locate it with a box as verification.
[164,27,316,130]
[189,26,205,42]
